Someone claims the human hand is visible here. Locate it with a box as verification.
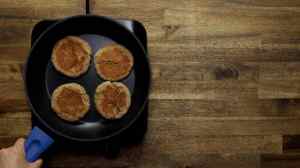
[0,138,43,168]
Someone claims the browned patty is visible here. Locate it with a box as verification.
[94,81,131,119]
[51,83,90,122]
[95,44,134,81]
[52,36,91,77]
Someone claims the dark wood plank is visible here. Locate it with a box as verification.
[149,46,300,63]
[0,0,85,18]
[0,18,36,47]
[143,133,282,153]
[283,135,300,153]
[150,99,300,118]
[152,62,258,81]
[151,80,257,100]
[91,0,300,9]
[259,62,300,81]
[0,63,23,81]
[258,80,300,99]
[47,151,260,168]
[0,46,28,63]
[0,136,20,148]
[149,117,300,136]
[261,154,300,168]
[229,0,300,7]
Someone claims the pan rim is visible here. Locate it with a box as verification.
[24,15,151,142]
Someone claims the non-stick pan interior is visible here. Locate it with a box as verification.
[25,16,150,141]
[46,34,136,122]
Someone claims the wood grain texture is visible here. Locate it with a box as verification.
[0,0,85,18]
[150,99,300,118]
[90,0,300,167]
[0,0,85,164]
[0,0,86,139]
[0,0,300,167]
[46,151,261,168]
[261,154,300,168]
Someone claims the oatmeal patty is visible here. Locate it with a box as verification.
[94,81,131,119]
[95,44,133,81]
[52,36,91,77]
[51,83,90,122]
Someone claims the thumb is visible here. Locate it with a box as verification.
[15,138,25,149]
[29,159,43,168]
[14,138,25,153]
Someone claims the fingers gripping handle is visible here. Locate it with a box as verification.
[25,127,54,162]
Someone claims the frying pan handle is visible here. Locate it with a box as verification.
[24,127,54,162]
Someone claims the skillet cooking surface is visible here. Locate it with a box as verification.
[25,15,150,141]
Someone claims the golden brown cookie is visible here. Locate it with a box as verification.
[94,81,131,119]
[52,36,91,77]
[51,83,90,122]
[95,44,134,81]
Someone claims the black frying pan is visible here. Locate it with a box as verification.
[23,15,150,162]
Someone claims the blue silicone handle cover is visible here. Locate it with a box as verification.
[25,126,54,162]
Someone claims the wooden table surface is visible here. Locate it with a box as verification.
[1,0,300,167]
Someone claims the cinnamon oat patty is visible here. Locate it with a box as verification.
[95,44,134,81]
[94,81,131,119]
[51,83,90,122]
[52,36,91,77]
